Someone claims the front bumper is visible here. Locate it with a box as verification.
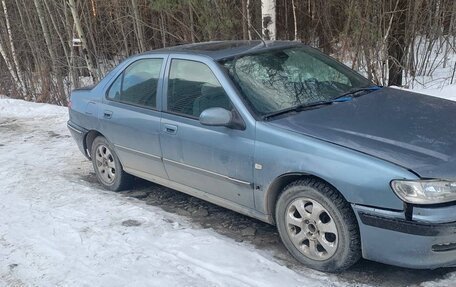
[67,121,89,159]
[353,204,456,269]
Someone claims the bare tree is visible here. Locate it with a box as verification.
[1,0,26,97]
[131,0,146,52]
[291,0,298,41]
[33,0,67,104]
[262,0,276,40]
[68,0,98,81]
[0,0,455,103]
[388,0,407,86]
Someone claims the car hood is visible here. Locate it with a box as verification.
[268,87,456,180]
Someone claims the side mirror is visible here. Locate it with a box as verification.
[199,107,245,130]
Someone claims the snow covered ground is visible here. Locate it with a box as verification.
[412,83,456,102]
[0,88,456,286]
[0,100,357,286]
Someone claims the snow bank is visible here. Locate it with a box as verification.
[412,84,456,102]
[0,98,66,118]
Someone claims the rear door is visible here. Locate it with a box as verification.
[99,56,168,179]
[159,55,255,208]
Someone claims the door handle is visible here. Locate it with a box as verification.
[103,110,113,119]
[163,124,178,135]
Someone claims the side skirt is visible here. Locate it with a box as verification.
[123,166,273,224]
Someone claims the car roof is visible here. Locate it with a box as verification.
[141,40,303,61]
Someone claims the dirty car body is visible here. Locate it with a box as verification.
[68,40,456,271]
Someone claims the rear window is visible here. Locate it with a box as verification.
[107,58,163,109]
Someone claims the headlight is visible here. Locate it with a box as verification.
[391,180,456,204]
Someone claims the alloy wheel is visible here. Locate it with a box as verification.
[95,144,116,184]
[285,197,338,261]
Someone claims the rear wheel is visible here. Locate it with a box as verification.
[91,136,132,191]
[275,178,361,272]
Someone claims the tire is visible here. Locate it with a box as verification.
[90,136,133,191]
[275,178,361,272]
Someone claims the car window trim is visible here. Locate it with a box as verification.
[105,57,164,111]
[164,58,237,120]
[162,109,199,121]
[217,61,262,121]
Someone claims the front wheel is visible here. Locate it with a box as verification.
[275,178,361,272]
[90,136,133,191]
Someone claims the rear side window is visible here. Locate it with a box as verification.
[107,58,163,109]
[166,59,231,118]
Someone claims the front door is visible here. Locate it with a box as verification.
[100,57,168,179]
[160,57,255,208]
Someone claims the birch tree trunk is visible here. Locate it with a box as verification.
[261,0,276,40]
[291,0,298,41]
[246,0,252,40]
[1,0,27,97]
[33,0,67,105]
[188,2,195,43]
[0,40,21,97]
[67,0,98,80]
[17,0,46,101]
[43,0,71,68]
[131,0,146,52]
[63,1,79,89]
[160,12,166,47]
[82,5,100,75]
[241,0,248,40]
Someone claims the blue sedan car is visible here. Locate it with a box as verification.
[68,41,456,272]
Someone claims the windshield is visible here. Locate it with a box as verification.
[222,46,372,116]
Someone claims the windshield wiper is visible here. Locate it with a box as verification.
[262,100,336,120]
[263,86,382,120]
[334,85,382,100]
[263,88,374,121]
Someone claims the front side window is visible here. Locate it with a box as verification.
[107,58,163,108]
[222,46,372,116]
[167,59,232,118]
